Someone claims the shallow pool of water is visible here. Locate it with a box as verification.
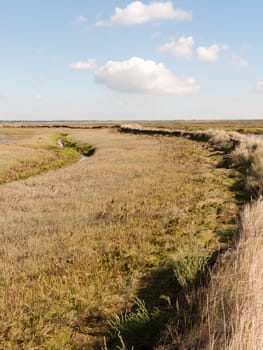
[0,133,12,144]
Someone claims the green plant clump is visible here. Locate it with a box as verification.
[108,298,162,350]
[59,134,96,156]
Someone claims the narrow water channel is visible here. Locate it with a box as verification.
[57,139,88,161]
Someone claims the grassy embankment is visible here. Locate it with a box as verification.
[193,134,263,350]
[0,127,239,349]
[0,129,95,184]
[117,124,262,350]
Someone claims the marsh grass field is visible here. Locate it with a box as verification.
[0,122,261,349]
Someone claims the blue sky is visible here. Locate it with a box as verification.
[0,0,263,120]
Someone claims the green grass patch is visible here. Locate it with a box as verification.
[59,133,96,156]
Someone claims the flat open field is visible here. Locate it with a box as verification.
[0,126,239,349]
[141,120,263,134]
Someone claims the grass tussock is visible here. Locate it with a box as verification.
[231,135,263,196]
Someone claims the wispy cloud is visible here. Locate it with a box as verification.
[96,1,192,27]
[74,15,87,23]
[255,81,263,92]
[32,94,44,100]
[36,48,44,56]
[95,57,199,95]
[70,59,97,70]
[196,44,229,62]
[229,54,248,68]
[159,36,194,60]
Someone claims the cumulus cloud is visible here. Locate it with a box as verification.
[96,1,192,26]
[256,81,263,92]
[70,59,97,70]
[196,45,220,62]
[95,57,200,95]
[196,44,228,62]
[159,36,194,59]
[229,55,248,68]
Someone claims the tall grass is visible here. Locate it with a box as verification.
[203,134,263,350]
[231,135,263,196]
[201,198,263,350]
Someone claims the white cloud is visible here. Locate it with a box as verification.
[74,15,87,23]
[96,1,192,26]
[70,59,97,70]
[32,94,43,100]
[221,44,230,51]
[196,44,228,62]
[229,55,248,68]
[159,36,194,59]
[95,57,199,95]
[256,81,263,92]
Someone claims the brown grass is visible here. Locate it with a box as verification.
[204,198,263,350]
[231,135,263,196]
[0,127,237,349]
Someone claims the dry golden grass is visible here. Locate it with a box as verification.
[231,134,263,196]
[0,127,237,349]
[202,135,263,350]
[188,198,263,350]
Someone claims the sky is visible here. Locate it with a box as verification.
[0,0,263,121]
